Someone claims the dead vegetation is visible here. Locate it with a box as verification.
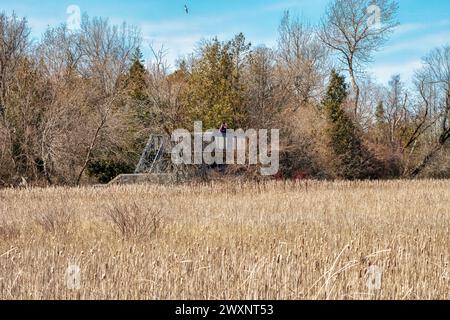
[0,180,449,300]
[106,201,162,240]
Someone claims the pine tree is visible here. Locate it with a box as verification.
[127,47,148,102]
[374,101,387,144]
[375,101,385,125]
[323,70,378,180]
[121,46,152,134]
[183,36,248,129]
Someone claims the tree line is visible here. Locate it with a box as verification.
[0,0,449,187]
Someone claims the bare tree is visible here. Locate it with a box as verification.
[33,16,142,185]
[277,11,329,110]
[78,15,141,93]
[76,96,117,185]
[410,45,450,177]
[146,45,188,134]
[245,46,278,128]
[0,12,30,118]
[319,0,398,116]
[2,58,50,183]
[358,75,385,129]
[384,75,408,151]
[37,25,83,79]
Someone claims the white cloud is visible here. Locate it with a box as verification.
[27,17,61,36]
[137,10,258,67]
[142,34,212,68]
[392,19,450,36]
[369,59,423,84]
[382,30,450,55]
[392,23,427,36]
[264,0,330,14]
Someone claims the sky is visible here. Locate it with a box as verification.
[1,0,449,84]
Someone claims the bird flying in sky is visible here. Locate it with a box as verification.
[184,4,189,14]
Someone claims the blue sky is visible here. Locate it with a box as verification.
[1,0,449,84]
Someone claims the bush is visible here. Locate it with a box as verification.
[87,160,134,184]
[106,201,162,240]
[34,209,73,235]
[323,70,382,180]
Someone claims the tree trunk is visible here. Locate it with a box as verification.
[348,67,360,117]
[76,119,106,186]
[410,129,449,178]
[409,145,442,178]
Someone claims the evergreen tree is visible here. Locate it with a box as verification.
[126,47,148,102]
[119,47,151,174]
[183,36,248,129]
[323,70,379,179]
[375,101,385,125]
[374,101,387,144]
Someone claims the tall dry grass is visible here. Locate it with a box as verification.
[0,180,449,300]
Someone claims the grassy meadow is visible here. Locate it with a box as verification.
[0,180,449,300]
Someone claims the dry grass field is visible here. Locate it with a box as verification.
[0,180,449,300]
